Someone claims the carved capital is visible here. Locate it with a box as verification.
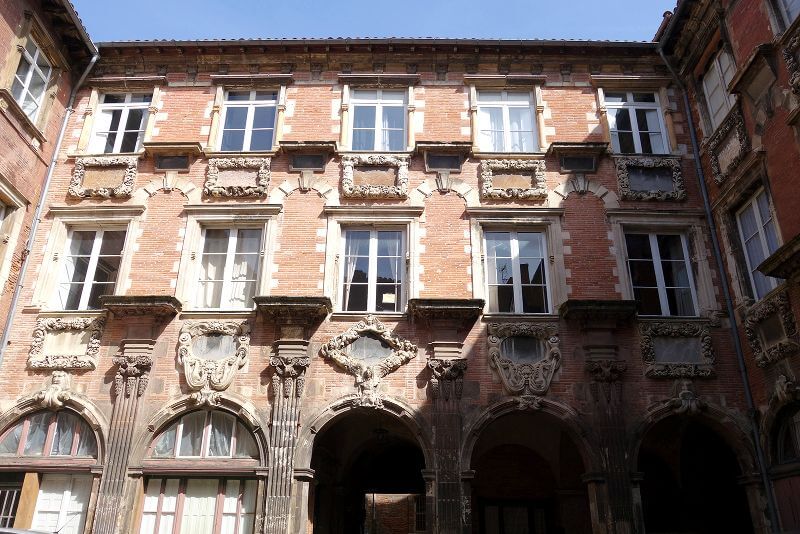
[585,359,627,383]
[428,357,468,400]
[270,353,311,398]
[480,158,547,200]
[112,340,154,398]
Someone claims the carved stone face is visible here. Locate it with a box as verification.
[191,333,237,361]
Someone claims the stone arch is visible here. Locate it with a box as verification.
[409,178,480,208]
[131,177,201,204]
[267,178,340,206]
[547,176,620,209]
[761,392,800,466]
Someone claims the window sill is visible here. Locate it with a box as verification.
[482,312,559,321]
[338,150,413,156]
[472,151,545,160]
[36,309,107,318]
[179,309,257,319]
[329,311,407,322]
[0,87,47,145]
[203,149,277,158]
[66,150,144,159]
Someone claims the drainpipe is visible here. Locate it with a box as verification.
[0,52,100,366]
[657,46,781,532]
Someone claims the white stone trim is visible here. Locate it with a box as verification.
[340,153,410,199]
[27,315,106,370]
[479,158,547,200]
[68,155,139,198]
[0,175,28,295]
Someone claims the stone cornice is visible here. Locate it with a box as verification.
[100,295,182,318]
[758,234,800,280]
[253,296,332,327]
[559,299,637,326]
[408,298,484,328]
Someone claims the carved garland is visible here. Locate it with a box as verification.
[319,315,418,408]
[177,320,250,405]
[480,159,547,200]
[204,157,271,197]
[341,154,410,199]
[615,156,686,201]
[28,316,105,370]
[707,106,750,185]
[487,322,561,396]
[69,156,138,198]
[639,321,715,378]
[783,28,800,95]
[744,290,799,367]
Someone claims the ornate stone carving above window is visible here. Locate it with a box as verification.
[428,357,468,400]
[177,320,250,405]
[319,315,418,407]
[639,321,715,378]
[68,156,138,198]
[204,157,271,197]
[744,289,799,367]
[615,156,686,201]
[34,370,73,409]
[707,106,750,185]
[480,159,547,200]
[782,28,800,96]
[340,154,410,199]
[28,316,105,370]
[487,322,561,396]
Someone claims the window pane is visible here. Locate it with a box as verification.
[383,129,404,151]
[477,91,502,102]
[353,89,377,100]
[517,232,543,258]
[102,94,126,104]
[609,108,632,131]
[633,287,662,315]
[661,261,690,287]
[346,231,371,256]
[78,415,100,456]
[377,231,402,256]
[0,421,22,455]
[521,285,548,313]
[489,285,515,313]
[221,130,245,152]
[485,233,512,258]
[382,106,404,130]
[500,336,544,362]
[23,412,50,456]
[252,106,276,129]
[99,231,126,256]
[666,287,696,316]
[86,282,115,309]
[226,91,250,101]
[377,257,401,285]
[208,412,234,457]
[625,234,653,259]
[615,131,636,153]
[249,129,274,151]
[27,71,46,101]
[604,92,627,103]
[352,129,376,151]
[51,412,76,456]
[520,258,546,285]
[633,92,656,103]
[177,412,205,457]
[234,422,259,458]
[223,107,248,129]
[124,108,146,132]
[119,131,141,153]
[629,260,658,287]
[343,283,368,311]
[353,105,376,129]
[180,480,218,534]
[656,235,685,260]
[152,424,177,457]
[488,257,513,286]
[375,284,401,312]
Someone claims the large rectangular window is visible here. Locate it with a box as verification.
[625,233,698,316]
[476,91,537,153]
[10,38,51,122]
[57,229,126,310]
[341,229,405,313]
[198,227,263,309]
[736,189,782,300]
[351,90,406,151]
[605,91,668,154]
[702,50,736,130]
[89,93,151,154]
[219,90,277,152]
[31,474,91,534]
[485,230,549,314]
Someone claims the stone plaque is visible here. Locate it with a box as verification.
[491,173,534,190]
[218,169,258,188]
[715,130,741,177]
[82,167,126,190]
[353,166,396,187]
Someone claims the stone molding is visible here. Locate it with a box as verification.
[428,357,468,400]
[204,157,271,197]
[28,316,106,370]
[744,290,799,367]
[666,379,705,415]
[639,321,715,378]
[270,353,311,398]
[585,359,627,383]
[319,315,417,408]
[614,156,686,201]
[69,156,138,198]
[34,370,73,409]
[487,322,561,396]
[407,298,484,329]
[707,106,750,185]
[340,153,410,199]
[112,340,154,398]
[758,233,800,281]
[480,158,547,200]
[177,320,250,405]
[783,26,800,95]
[100,295,182,318]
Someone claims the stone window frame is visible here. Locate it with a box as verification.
[614,156,686,201]
[744,289,799,367]
[338,82,416,152]
[486,321,562,396]
[27,315,106,371]
[31,205,143,311]
[479,158,548,200]
[203,157,271,198]
[0,175,28,295]
[68,155,139,198]
[340,153,410,199]
[706,104,750,184]
[639,319,715,378]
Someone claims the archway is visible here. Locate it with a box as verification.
[637,416,753,533]
[469,411,591,534]
[310,408,427,534]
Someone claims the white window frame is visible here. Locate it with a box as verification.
[603,91,669,154]
[349,89,408,152]
[778,0,800,28]
[88,93,151,154]
[623,232,699,317]
[735,188,782,300]
[56,228,127,311]
[11,37,51,122]
[156,412,247,459]
[475,90,538,153]
[702,50,737,131]
[31,473,91,534]
[218,89,278,152]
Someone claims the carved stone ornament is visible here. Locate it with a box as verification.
[428,358,467,400]
[113,344,153,398]
[666,379,705,415]
[177,321,250,406]
[774,374,799,405]
[319,315,418,408]
[585,359,627,383]
[744,290,799,367]
[34,370,72,409]
[707,106,750,185]
[270,354,310,398]
[340,154,410,199]
[639,321,715,378]
[517,395,543,411]
[487,322,561,396]
[615,156,686,201]
[69,156,138,198]
[204,157,271,197]
[480,159,547,200]
[28,316,105,370]
[783,27,800,95]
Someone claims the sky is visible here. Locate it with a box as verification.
[70,0,676,43]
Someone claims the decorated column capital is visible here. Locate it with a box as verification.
[270,348,311,398]
[428,357,468,400]
[112,339,155,398]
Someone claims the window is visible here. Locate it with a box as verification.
[140,478,257,534]
[605,92,668,154]
[351,90,406,151]
[56,229,126,310]
[476,91,537,153]
[149,411,258,460]
[0,479,21,527]
[198,227,263,309]
[219,90,277,152]
[340,229,405,313]
[31,474,91,534]
[778,0,800,27]
[0,411,98,459]
[10,37,51,122]
[625,233,698,316]
[736,188,781,300]
[484,231,549,314]
[88,93,152,154]
[702,50,736,130]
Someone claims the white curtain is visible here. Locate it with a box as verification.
[178,412,205,457]
[342,233,362,311]
[220,480,256,534]
[208,412,234,457]
[32,474,91,534]
[140,479,179,534]
[180,479,218,534]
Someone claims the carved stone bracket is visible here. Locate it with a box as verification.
[744,290,799,367]
[34,370,72,409]
[340,154,410,199]
[480,159,547,200]
[615,156,686,201]
[112,340,155,398]
[28,316,105,370]
[254,296,332,336]
[585,359,627,382]
[759,233,800,281]
[517,395,543,411]
[773,374,800,405]
[707,106,750,185]
[666,379,706,415]
[408,298,484,330]
[100,295,182,319]
[428,357,467,400]
[640,321,715,378]
[487,322,561,396]
[204,157,271,197]
[69,156,138,198]
[177,320,250,405]
[319,315,418,408]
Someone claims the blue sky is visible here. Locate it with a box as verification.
[71,0,676,43]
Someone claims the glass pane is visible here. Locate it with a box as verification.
[199,281,223,308]
[508,107,533,132]
[616,131,636,153]
[633,287,662,315]
[80,419,99,457]
[633,92,656,103]
[661,261,690,287]
[226,91,250,101]
[346,231,371,256]
[343,284,368,311]
[221,129,245,152]
[23,412,50,456]
[488,257,513,286]
[353,89,377,100]
[352,129,375,151]
[636,109,660,132]
[28,71,46,100]
[223,107,248,129]
[252,106,275,129]
[51,412,76,456]
[124,108,146,131]
[377,231,402,256]
[477,91,502,102]
[234,422,259,458]
[203,229,230,254]
[60,283,84,310]
[177,412,205,457]
[236,228,262,253]
[666,287,696,316]
[629,260,658,287]
[485,233,511,258]
[130,94,152,103]
[604,92,627,103]
[383,129,404,151]
[509,131,535,152]
[64,256,90,284]
[521,258,545,285]
[626,234,653,259]
[609,108,632,131]
[69,231,96,255]
[200,253,226,281]
[0,421,22,455]
[119,131,141,153]
[489,285,515,313]
[375,284,401,312]
[249,129,273,151]
[381,90,405,101]
[517,233,543,258]
[377,257,401,284]
[152,424,177,457]
[656,235,685,261]
[86,283,115,309]
[353,105,376,129]
[521,285,548,313]
[99,231,126,255]
[382,106,404,130]
[232,254,258,281]
[208,412,234,457]
[180,480,218,534]
[102,94,126,104]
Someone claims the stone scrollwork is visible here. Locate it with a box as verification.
[487,322,561,396]
[319,315,418,408]
[428,358,467,400]
[34,370,73,409]
[178,321,250,405]
[615,156,686,201]
[744,290,799,367]
[270,354,311,398]
[204,157,271,197]
[640,321,715,378]
[783,28,800,95]
[480,159,547,200]
[585,359,627,383]
[28,316,106,370]
[69,156,138,198]
[667,379,706,415]
[707,106,750,185]
[340,154,410,199]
